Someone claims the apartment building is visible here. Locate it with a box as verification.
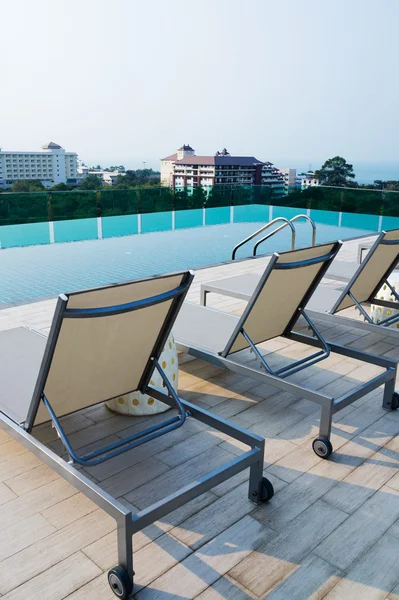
[77,164,125,186]
[160,145,284,194]
[0,142,78,188]
[279,168,297,195]
[296,171,319,190]
[160,144,195,186]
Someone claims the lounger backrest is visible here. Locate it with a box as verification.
[27,271,193,428]
[331,229,399,313]
[222,242,341,356]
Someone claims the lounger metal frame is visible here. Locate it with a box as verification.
[0,272,269,598]
[176,245,398,452]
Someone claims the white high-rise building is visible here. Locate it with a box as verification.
[0,142,78,189]
[279,168,297,195]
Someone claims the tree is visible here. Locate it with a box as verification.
[10,180,45,193]
[51,182,75,191]
[374,180,399,191]
[80,174,103,190]
[124,170,138,185]
[112,174,131,189]
[314,156,356,187]
[107,165,125,172]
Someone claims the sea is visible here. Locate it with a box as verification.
[286,160,399,185]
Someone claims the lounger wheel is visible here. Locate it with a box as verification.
[391,392,399,410]
[312,437,333,459]
[260,477,274,502]
[108,566,133,599]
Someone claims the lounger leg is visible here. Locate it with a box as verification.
[382,376,396,410]
[108,513,134,598]
[312,402,334,459]
[248,437,265,504]
[200,289,208,306]
[319,402,333,440]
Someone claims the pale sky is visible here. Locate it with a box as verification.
[1,0,398,172]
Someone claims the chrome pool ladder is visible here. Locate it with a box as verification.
[231,214,316,260]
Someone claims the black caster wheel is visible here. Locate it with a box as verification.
[391,392,399,410]
[312,436,333,459]
[108,566,133,599]
[260,477,274,502]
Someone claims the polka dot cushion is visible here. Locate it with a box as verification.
[370,280,399,328]
[106,332,179,416]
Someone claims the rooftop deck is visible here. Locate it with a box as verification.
[0,234,399,599]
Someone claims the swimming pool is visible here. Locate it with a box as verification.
[0,205,394,306]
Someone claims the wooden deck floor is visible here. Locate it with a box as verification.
[0,235,399,599]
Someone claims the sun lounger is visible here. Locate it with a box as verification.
[308,229,399,323]
[0,271,273,599]
[174,243,398,460]
[200,230,399,343]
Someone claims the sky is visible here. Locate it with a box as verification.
[1,0,399,178]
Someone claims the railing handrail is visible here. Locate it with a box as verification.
[290,214,316,246]
[252,219,296,256]
[232,217,295,260]
[252,213,316,257]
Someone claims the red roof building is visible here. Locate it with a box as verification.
[160,144,284,193]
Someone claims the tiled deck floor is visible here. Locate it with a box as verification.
[0,235,399,599]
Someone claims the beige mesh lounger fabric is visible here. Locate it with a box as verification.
[327,228,399,316]
[174,242,399,459]
[0,270,275,598]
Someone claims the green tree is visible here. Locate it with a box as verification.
[375,180,399,191]
[124,170,138,186]
[80,174,104,190]
[51,182,75,191]
[314,156,356,187]
[107,165,125,172]
[11,180,45,192]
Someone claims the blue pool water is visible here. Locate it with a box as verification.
[0,205,393,306]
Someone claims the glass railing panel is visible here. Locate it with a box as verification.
[140,187,174,213]
[141,211,173,233]
[341,212,379,231]
[174,188,205,210]
[205,206,231,225]
[50,190,98,221]
[53,218,98,243]
[309,208,339,226]
[0,192,48,226]
[3,184,399,228]
[272,206,306,221]
[206,186,232,208]
[234,204,269,222]
[175,209,203,229]
[381,215,399,230]
[0,222,50,248]
[232,186,254,206]
[382,191,399,217]
[339,188,383,215]
[101,189,138,217]
[252,185,274,206]
[102,214,139,238]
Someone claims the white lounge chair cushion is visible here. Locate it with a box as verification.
[106,333,178,415]
[174,302,238,354]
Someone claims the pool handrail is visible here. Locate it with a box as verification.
[232,217,295,260]
[253,214,316,256]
